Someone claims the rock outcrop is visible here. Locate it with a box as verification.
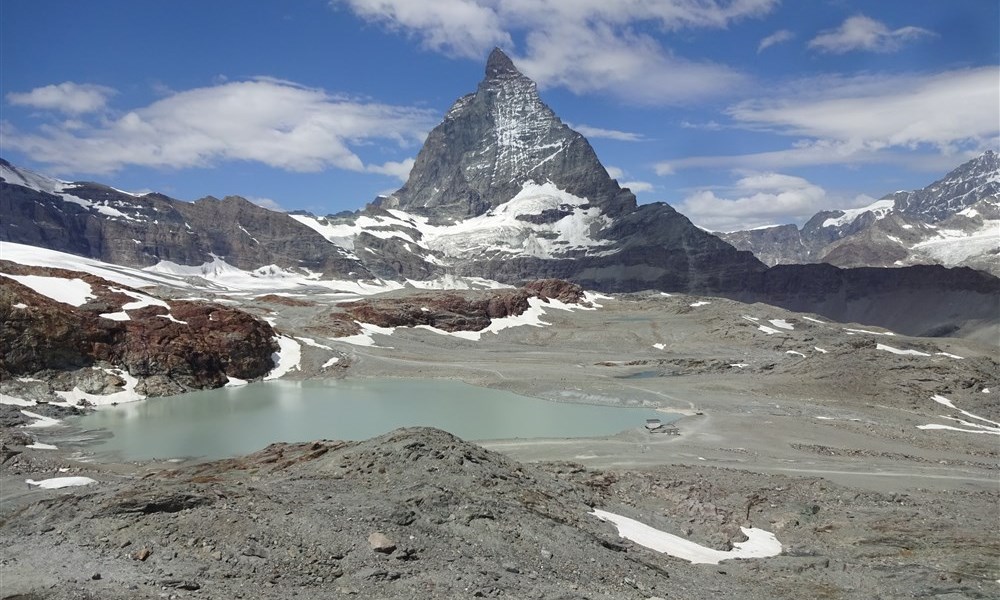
[339,279,585,332]
[373,48,636,223]
[0,261,278,397]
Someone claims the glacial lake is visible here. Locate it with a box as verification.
[71,379,672,461]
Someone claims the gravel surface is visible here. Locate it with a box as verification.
[3,290,997,599]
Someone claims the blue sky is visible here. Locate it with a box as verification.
[2,0,997,231]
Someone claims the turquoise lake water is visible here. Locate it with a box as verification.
[71,378,672,460]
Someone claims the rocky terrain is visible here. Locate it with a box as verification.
[2,274,999,598]
[0,261,277,401]
[3,425,998,600]
[339,279,586,332]
[722,150,1000,275]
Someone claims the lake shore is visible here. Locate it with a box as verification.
[3,290,998,598]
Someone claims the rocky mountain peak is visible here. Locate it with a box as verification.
[485,47,521,79]
[372,48,636,224]
[892,149,1000,222]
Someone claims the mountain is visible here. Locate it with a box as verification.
[373,49,636,223]
[293,48,767,293]
[0,159,372,280]
[2,49,998,339]
[721,151,1000,275]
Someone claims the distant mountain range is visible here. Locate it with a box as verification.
[721,151,999,276]
[2,49,997,339]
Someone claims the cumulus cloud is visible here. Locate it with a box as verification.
[808,14,935,54]
[7,82,116,115]
[657,67,999,173]
[622,180,654,194]
[366,157,415,181]
[605,165,625,179]
[676,172,828,231]
[757,29,794,53]
[570,123,645,142]
[336,0,510,58]
[3,79,436,176]
[333,0,778,104]
[247,196,286,212]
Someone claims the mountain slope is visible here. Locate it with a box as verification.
[0,159,371,280]
[721,151,1000,275]
[374,48,636,223]
[1,50,997,340]
[295,48,766,292]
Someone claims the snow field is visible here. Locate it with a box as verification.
[917,395,1000,435]
[590,509,782,564]
[26,477,97,489]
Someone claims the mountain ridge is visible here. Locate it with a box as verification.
[2,49,997,339]
[721,150,1000,275]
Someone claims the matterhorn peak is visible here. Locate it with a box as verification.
[374,46,636,223]
[485,47,522,79]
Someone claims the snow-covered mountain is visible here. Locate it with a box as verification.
[721,151,1000,275]
[2,49,998,339]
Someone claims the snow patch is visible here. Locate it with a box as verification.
[844,328,895,336]
[590,509,782,564]
[768,319,794,330]
[264,336,302,380]
[822,199,895,228]
[918,395,1000,435]
[757,325,782,335]
[99,287,170,320]
[55,368,145,406]
[20,410,61,428]
[1,393,36,407]
[785,350,806,357]
[26,477,97,489]
[876,344,930,357]
[27,442,58,450]
[321,356,341,369]
[689,301,711,307]
[652,343,666,350]
[4,274,94,307]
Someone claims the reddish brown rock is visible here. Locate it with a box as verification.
[336,279,584,334]
[0,262,277,394]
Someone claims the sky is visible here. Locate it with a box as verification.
[1,0,997,232]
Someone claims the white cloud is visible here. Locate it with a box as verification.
[658,67,999,173]
[569,123,645,141]
[757,29,794,53]
[605,165,625,179]
[808,14,935,54]
[3,79,436,176]
[622,180,654,193]
[247,196,286,212]
[367,157,415,181]
[676,172,828,231]
[7,82,115,115]
[335,0,510,58]
[333,0,778,104]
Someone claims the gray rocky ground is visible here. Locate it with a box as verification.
[2,289,998,599]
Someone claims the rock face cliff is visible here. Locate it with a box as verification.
[0,159,370,279]
[373,48,636,223]
[721,151,1000,275]
[301,48,767,293]
[0,261,278,398]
